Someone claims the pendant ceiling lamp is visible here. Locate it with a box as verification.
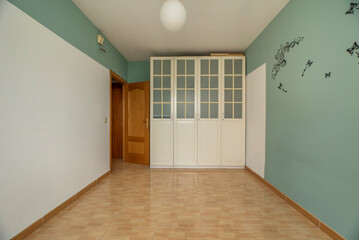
[160,0,187,32]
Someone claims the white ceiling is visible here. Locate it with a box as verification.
[73,0,289,61]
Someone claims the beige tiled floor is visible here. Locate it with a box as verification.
[26,160,330,240]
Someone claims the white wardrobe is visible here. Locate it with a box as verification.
[150,56,245,168]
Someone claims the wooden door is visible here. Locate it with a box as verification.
[111,83,123,159]
[124,81,150,165]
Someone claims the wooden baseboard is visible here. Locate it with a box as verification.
[11,170,111,240]
[42,194,78,224]
[10,219,43,240]
[245,167,345,240]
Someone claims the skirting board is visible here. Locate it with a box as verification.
[10,170,111,240]
[245,166,345,240]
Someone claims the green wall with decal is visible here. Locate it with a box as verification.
[8,0,128,79]
[245,0,359,239]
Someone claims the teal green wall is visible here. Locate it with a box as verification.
[8,0,128,79]
[245,1,359,239]
[127,61,150,83]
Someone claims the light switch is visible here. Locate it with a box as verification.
[104,117,108,123]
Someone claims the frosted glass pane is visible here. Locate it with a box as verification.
[225,90,233,102]
[153,104,161,118]
[201,76,209,88]
[177,103,185,118]
[153,90,162,102]
[186,60,195,75]
[234,76,242,88]
[163,76,171,88]
[153,60,161,75]
[225,76,233,88]
[201,90,209,102]
[225,103,233,118]
[163,60,171,75]
[187,90,195,102]
[177,60,185,74]
[163,90,171,103]
[234,59,242,74]
[234,90,242,102]
[163,104,171,119]
[201,60,209,74]
[187,76,195,88]
[201,103,209,118]
[177,76,185,88]
[177,90,185,102]
[210,76,218,88]
[154,76,161,88]
[186,103,195,119]
[210,103,218,118]
[225,59,233,74]
[210,60,218,74]
[234,103,242,119]
[210,90,218,102]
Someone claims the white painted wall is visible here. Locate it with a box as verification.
[0,1,110,239]
[246,63,266,178]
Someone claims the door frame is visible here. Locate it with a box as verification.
[110,70,127,172]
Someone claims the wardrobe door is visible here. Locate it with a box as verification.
[198,58,222,166]
[174,58,197,166]
[150,58,174,166]
[221,57,246,167]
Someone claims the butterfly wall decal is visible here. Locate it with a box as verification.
[347,42,359,56]
[272,37,304,80]
[301,60,314,77]
[345,2,359,14]
[278,83,288,93]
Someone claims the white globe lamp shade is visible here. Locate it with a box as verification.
[160,0,187,32]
